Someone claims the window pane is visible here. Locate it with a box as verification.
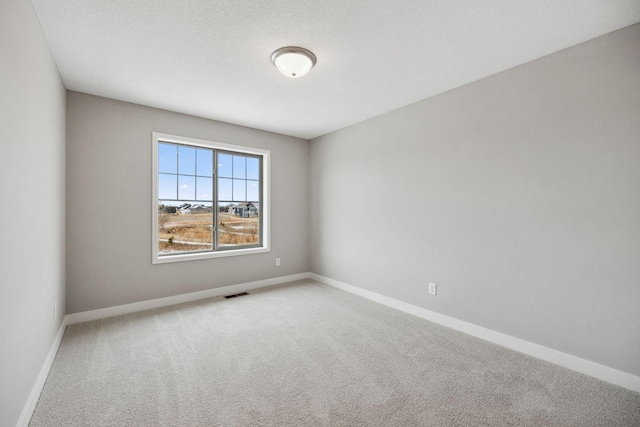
[233,179,246,201]
[178,175,195,200]
[178,145,196,175]
[158,201,212,255]
[247,157,259,180]
[218,178,232,201]
[196,177,213,201]
[233,155,246,178]
[159,174,177,200]
[218,153,233,178]
[196,149,213,177]
[158,143,177,173]
[247,180,259,201]
[217,202,259,247]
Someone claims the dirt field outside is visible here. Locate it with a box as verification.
[218,212,259,246]
[158,211,259,253]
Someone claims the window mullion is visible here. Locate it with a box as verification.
[213,150,217,251]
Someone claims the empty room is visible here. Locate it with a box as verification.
[2,0,640,425]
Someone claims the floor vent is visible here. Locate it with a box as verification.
[223,292,249,299]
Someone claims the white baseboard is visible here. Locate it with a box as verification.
[309,273,640,394]
[66,272,310,325]
[17,317,67,427]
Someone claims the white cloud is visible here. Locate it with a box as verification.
[180,184,189,189]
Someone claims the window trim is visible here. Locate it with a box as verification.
[152,132,270,264]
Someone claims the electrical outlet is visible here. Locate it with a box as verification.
[275,258,281,267]
[428,282,437,296]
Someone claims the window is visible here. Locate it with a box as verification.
[152,133,270,264]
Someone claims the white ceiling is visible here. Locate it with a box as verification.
[30,0,640,140]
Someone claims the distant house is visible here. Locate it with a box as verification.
[235,202,258,218]
[218,203,236,214]
[176,203,191,214]
[177,203,211,214]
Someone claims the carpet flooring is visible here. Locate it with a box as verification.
[30,280,640,426]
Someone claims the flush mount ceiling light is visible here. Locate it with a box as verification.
[271,46,317,78]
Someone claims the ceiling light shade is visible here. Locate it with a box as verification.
[271,47,317,78]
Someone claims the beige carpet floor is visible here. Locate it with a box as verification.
[30,280,640,426]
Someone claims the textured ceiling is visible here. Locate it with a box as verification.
[30,0,640,140]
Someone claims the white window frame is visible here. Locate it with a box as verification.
[152,132,270,264]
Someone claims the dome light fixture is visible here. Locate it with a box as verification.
[271,46,317,78]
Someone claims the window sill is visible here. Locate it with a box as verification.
[152,246,270,264]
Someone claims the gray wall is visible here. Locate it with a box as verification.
[310,24,640,376]
[0,0,67,425]
[66,93,310,313]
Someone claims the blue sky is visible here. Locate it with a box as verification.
[158,143,259,205]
